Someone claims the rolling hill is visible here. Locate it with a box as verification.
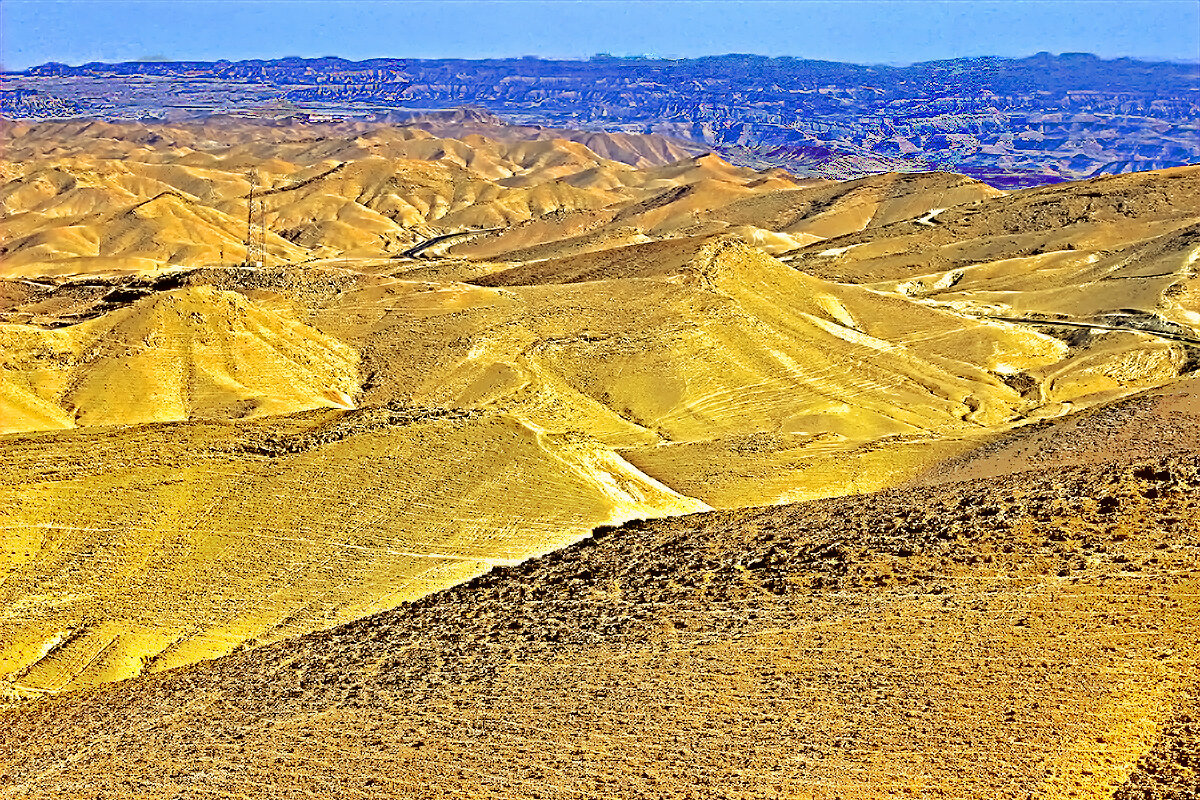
[0,113,1197,796]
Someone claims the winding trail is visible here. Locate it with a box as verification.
[978,315,1200,347]
[400,228,505,258]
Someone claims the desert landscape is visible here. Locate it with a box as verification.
[6,52,1199,186]
[1,83,1198,797]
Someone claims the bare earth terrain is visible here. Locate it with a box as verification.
[0,115,1197,797]
[3,448,1198,798]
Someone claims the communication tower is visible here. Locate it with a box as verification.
[245,172,267,268]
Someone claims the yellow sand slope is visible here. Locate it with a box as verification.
[0,408,704,695]
[1,286,359,434]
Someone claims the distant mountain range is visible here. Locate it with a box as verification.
[3,53,1199,187]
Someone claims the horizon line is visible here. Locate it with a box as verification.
[8,50,1200,74]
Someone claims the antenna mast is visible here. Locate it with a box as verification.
[245,171,266,268]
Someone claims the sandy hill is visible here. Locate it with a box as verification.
[2,121,998,278]
[401,107,707,168]
[0,113,704,171]
[1,231,1192,694]
[1,128,696,277]
[0,286,359,434]
[792,166,1200,327]
[0,235,1072,692]
[907,374,1200,486]
[310,235,1085,508]
[3,451,1196,798]
[0,405,703,694]
[381,234,1193,505]
[25,117,1185,299]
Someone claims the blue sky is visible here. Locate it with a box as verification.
[2,1,1198,70]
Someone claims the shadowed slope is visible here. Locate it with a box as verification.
[909,374,1200,487]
